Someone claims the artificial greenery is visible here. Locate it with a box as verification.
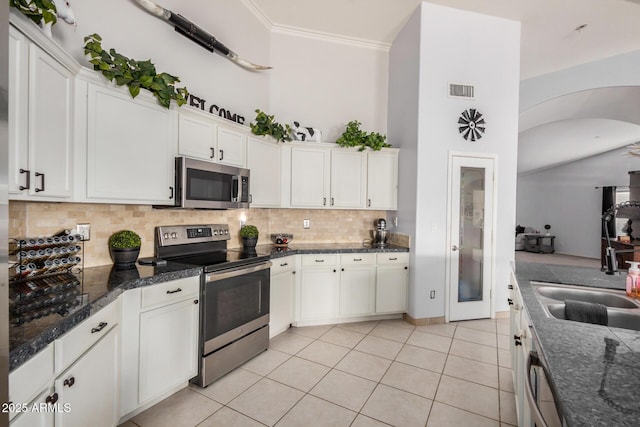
[10,0,58,27]
[336,120,391,151]
[83,34,188,109]
[250,109,292,143]
[109,230,142,249]
[239,225,259,238]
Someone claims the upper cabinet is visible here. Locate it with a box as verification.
[8,25,76,200]
[247,136,282,208]
[84,81,177,205]
[288,142,398,210]
[178,107,246,168]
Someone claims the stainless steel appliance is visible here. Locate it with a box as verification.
[372,218,389,247]
[154,224,271,387]
[526,333,563,427]
[172,157,250,209]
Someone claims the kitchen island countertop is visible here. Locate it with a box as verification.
[514,262,640,427]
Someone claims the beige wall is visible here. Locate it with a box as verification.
[10,202,391,267]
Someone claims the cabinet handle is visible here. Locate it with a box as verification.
[331,197,334,206]
[323,197,327,206]
[507,298,514,306]
[166,288,182,294]
[404,266,408,270]
[63,376,75,388]
[210,147,215,159]
[389,257,398,261]
[249,194,253,203]
[19,168,30,190]
[353,258,362,261]
[341,268,344,271]
[292,271,296,275]
[219,149,224,161]
[46,393,58,405]
[514,334,522,346]
[194,299,199,304]
[169,186,174,199]
[280,262,288,267]
[91,321,108,333]
[508,284,514,290]
[333,269,337,273]
[367,199,371,207]
[315,259,324,263]
[34,172,45,192]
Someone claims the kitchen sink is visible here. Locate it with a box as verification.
[531,282,640,331]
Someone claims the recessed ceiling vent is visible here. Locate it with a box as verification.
[449,83,475,99]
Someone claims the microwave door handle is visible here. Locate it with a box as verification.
[232,175,239,202]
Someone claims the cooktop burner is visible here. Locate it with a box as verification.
[164,248,271,272]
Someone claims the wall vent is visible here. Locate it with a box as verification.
[449,83,475,99]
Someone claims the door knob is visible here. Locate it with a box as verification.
[451,245,460,251]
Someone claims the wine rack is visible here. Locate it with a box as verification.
[9,233,85,325]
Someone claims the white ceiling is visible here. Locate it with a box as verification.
[249,0,640,173]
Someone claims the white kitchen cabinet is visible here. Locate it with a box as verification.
[120,276,199,420]
[510,271,533,427]
[178,107,246,167]
[9,386,55,427]
[366,150,398,210]
[247,136,282,207]
[375,253,409,313]
[55,326,119,427]
[8,345,54,422]
[270,257,296,337]
[299,255,339,321]
[8,26,74,200]
[339,254,375,316]
[330,150,366,208]
[290,146,331,208]
[86,82,176,205]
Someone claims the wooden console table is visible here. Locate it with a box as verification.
[600,238,640,270]
[524,234,555,253]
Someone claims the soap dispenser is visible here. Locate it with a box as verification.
[626,261,640,297]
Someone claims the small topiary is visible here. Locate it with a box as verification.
[239,225,259,238]
[109,230,142,249]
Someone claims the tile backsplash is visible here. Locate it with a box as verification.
[10,202,404,268]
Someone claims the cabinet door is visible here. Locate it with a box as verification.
[291,146,330,208]
[339,265,375,316]
[376,265,408,313]
[270,270,295,337]
[299,267,337,321]
[247,137,281,207]
[178,108,217,161]
[330,150,366,208]
[217,126,246,167]
[28,44,74,198]
[55,327,119,427]
[367,150,398,210]
[86,84,175,204]
[8,27,29,195]
[9,387,55,427]
[138,297,199,404]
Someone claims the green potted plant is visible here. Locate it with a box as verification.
[108,230,142,267]
[250,109,292,142]
[239,225,259,250]
[336,120,391,151]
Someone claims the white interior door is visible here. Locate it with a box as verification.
[448,154,495,321]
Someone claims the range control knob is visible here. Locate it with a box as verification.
[213,230,218,236]
[225,230,229,235]
[170,232,177,239]
[163,233,169,239]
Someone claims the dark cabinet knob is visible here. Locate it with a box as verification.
[46,393,59,405]
[508,284,514,290]
[507,298,514,306]
[64,376,75,387]
[194,299,199,304]
[514,334,522,346]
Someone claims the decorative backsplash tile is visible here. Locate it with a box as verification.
[10,202,398,268]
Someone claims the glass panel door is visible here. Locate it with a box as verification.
[458,167,485,302]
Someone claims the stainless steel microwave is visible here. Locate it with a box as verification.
[174,157,250,209]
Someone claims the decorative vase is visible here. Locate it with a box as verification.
[109,247,140,266]
[242,237,258,250]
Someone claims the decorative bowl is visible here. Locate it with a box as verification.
[271,233,293,246]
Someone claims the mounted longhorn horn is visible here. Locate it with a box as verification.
[132,0,271,71]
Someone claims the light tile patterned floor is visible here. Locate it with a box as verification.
[121,318,516,427]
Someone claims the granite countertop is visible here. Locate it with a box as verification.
[514,262,640,426]
[9,243,408,371]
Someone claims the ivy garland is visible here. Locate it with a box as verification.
[10,0,58,27]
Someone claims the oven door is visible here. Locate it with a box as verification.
[202,261,271,355]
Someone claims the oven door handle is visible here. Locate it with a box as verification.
[526,351,549,427]
[205,261,272,282]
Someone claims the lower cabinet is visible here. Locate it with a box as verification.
[269,257,296,338]
[510,271,533,427]
[120,276,200,420]
[54,326,119,427]
[339,254,375,316]
[375,253,409,313]
[299,255,339,322]
[9,386,55,427]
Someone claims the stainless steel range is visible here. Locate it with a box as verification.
[154,224,271,387]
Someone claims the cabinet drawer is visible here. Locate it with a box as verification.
[9,345,54,416]
[340,253,374,265]
[271,256,296,275]
[55,298,120,374]
[140,276,200,310]
[301,254,339,266]
[376,253,409,265]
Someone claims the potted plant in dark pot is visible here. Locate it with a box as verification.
[240,225,259,250]
[109,230,142,267]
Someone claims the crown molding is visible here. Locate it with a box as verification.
[243,0,390,51]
